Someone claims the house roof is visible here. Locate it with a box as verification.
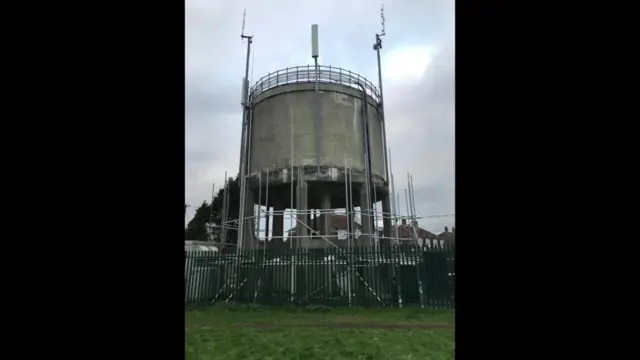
[394,224,437,240]
[437,230,455,245]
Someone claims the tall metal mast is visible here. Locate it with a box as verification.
[238,9,254,249]
[374,4,393,243]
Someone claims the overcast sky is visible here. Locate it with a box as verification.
[186,0,454,235]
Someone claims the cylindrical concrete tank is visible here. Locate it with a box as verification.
[242,65,390,248]
[248,65,386,187]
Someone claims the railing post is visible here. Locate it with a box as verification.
[363,77,367,97]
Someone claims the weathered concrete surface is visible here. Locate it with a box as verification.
[249,82,385,181]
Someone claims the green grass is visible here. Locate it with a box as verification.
[186,306,454,360]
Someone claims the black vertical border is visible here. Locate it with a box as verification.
[19,1,190,358]
[455,0,569,358]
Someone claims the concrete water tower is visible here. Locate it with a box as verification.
[237,25,392,249]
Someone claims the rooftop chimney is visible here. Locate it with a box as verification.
[445,226,449,232]
[452,226,455,234]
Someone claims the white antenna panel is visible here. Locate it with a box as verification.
[311,24,319,58]
[241,77,248,105]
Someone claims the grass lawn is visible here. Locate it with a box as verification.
[186,306,454,360]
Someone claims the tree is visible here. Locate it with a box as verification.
[185,201,211,241]
[185,176,241,244]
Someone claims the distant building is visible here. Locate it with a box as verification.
[437,226,455,246]
[392,222,455,247]
[393,219,437,246]
[278,215,454,248]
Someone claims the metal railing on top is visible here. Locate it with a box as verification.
[249,65,380,103]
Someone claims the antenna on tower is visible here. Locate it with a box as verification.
[311,24,319,58]
[239,8,253,105]
[380,3,386,37]
[240,8,253,42]
[374,4,385,51]
[241,8,247,38]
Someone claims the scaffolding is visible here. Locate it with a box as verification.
[193,179,454,308]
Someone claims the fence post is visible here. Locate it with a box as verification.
[394,246,402,308]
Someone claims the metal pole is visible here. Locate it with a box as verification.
[372,186,378,248]
[211,186,216,242]
[238,36,253,176]
[407,174,419,245]
[296,166,301,249]
[389,148,398,243]
[243,102,255,244]
[404,189,410,225]
[252,171,262,303]
[348,168,354,245]
[290,106,295,303]
[221,171,228,249]
[257,172,262,245]
[237,36,253,250]
[345,167,352,301]
[407,174,415,240]
[290,110,295,250]
[224,177,231,247]
[405,176,425,307]
[314,57,319,92]
[242,36,252,90]
[344,155,351,248]
[216,172,228,302]
[265,168,269,247]
[387,152,395,223]
[407,175,412,219]
[354,82,374,245]
[371,144,379,248]
[410,174,418,223]
[237,114,248,249]
[396,191,401,235]
[374,34,390,184]
[262,168,270,301]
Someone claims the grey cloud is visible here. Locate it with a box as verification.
[185,82,240,119]
[382,39,455,228]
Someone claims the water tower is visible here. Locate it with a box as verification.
[236,25,392,249]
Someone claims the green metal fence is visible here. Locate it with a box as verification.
[185,244,455,308]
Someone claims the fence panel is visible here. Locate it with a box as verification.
[185,245,455,308]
